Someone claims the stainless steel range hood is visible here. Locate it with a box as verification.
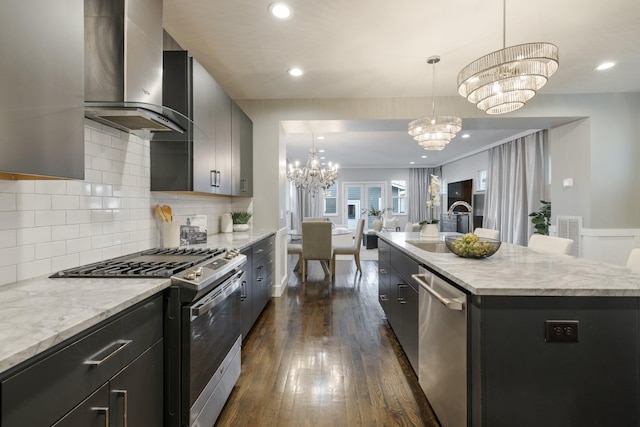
[84,0,187,135]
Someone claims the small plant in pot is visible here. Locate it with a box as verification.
[231,210,252,232]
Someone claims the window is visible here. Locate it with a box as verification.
[323,184,337,215]
[477,170,488,191]
[391,180,406,214]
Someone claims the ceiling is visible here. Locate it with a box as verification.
[163,0,640,168]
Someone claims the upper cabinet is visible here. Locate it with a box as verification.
[232,102,253,197]
[151,50,252,196]
[0,0,84,180]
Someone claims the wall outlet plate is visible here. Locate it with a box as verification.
[545,320,579,343]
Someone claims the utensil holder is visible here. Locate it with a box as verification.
[161,222,180,248]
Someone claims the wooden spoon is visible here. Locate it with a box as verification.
[162,205,173,222]
[155,204,167,222]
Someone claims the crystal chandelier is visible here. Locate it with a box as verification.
[408,56,462,151]
[457,0,559,115]
[286,135,339,196]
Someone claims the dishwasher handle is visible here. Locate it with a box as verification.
[412,273,464,311]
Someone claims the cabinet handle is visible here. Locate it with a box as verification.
[380,295,388,301]
[91,406,109,426]
[412,274,464,311]
[113,389,128,427]
[216,171,221,188]
[211,170,217,187]
[241,280,247,300]
[379,268,386,273]
[241,178,248,192]
[398,284,407,304]
[84,340,132,366]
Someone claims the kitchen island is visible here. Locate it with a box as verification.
[378,231,640,427]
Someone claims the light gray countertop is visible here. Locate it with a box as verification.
[378,231,640,297]
[0,230,275,376]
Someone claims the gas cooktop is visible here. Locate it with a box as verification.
[50,248,224,278]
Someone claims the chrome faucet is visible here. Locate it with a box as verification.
[447,201,473,233]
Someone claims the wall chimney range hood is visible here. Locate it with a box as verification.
[84,0,189,136]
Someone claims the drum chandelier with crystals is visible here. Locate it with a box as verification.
[457,0,559,115]
[408,56,462,151]
[286,135,339,196]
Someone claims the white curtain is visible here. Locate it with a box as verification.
[290,182,323,231]
[408,166,442,223]
[485,131,549,245]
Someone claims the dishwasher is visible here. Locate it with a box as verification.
[413,267,467,427]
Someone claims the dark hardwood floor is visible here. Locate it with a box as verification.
[215,256,440,427]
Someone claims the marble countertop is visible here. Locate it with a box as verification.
[378,231,640,297]
[0,229,275,376]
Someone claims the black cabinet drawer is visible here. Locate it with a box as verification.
[252,234,275,263]
[390,246,420,290]
[1,295,162,427]
[378,239,391,263]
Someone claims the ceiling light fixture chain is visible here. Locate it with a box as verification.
[457,0,559,115]
[408,56,462,151]
[286,133,339,197]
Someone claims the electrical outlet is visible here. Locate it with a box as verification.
[545,320,579,343]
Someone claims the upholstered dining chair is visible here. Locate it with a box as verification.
[287,242,302,272]
[331,218,365,277]
[474,227,500,240]
[528,234,573,255]
[626,248,640,273]
[301,221,333,280]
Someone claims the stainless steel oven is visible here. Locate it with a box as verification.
[166,251,247,427]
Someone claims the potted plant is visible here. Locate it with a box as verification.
[231,210,252,232]
[529,200,551,235]
[420,174,441,237]
[368,205,389,232]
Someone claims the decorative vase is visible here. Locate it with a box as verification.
[373,217,383,232]
[420,223,439,237]
[233,224,250,232]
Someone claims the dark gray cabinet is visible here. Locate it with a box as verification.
[231,102,253,196]
[240,235,275,341]
[1,296,163,427]
[0,0,84,180]
[151,51,233,194]
[377,240,419,374]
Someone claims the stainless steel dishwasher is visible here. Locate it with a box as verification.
[413,267,467,427]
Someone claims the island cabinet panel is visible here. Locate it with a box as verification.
[469,295,640,427]
[377,241,420,374]
[1,295,163,427]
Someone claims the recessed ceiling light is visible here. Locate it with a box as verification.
[596,61,616,71]
[318,149,325,153]
[461,133,470,138]
[317,136,325,140]
[288,67,303,77]
[320,156,326,160]
[410,161,415,165]
[421,155,427,158]
[268,2,292,19]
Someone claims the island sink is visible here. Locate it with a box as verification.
[405,239,450,253]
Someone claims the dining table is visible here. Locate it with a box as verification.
[288,227,352,274]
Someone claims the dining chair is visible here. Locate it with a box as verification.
[287,242,302,272]
[301,221,333,280]
[303,217,327,222]
[474,227,500,240]
[626,248,640,273]
[331,218,365,277]
[528,234,573,255]
[383,216,400,232]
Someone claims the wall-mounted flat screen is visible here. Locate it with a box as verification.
[447,179,473,212]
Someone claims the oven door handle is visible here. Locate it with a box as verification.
[190,270,245,318]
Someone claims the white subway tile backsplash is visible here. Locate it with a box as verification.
[0,230,16,249]
[17,227,51,245]
[52,224,80,241]
[35,241,66,260]
[17,194,51,211]
[0,193,17,211]
[0,123,233,286]
[35,210,67,227]
[17,259,51,282]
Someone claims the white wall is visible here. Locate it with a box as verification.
[0,120,236,286]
